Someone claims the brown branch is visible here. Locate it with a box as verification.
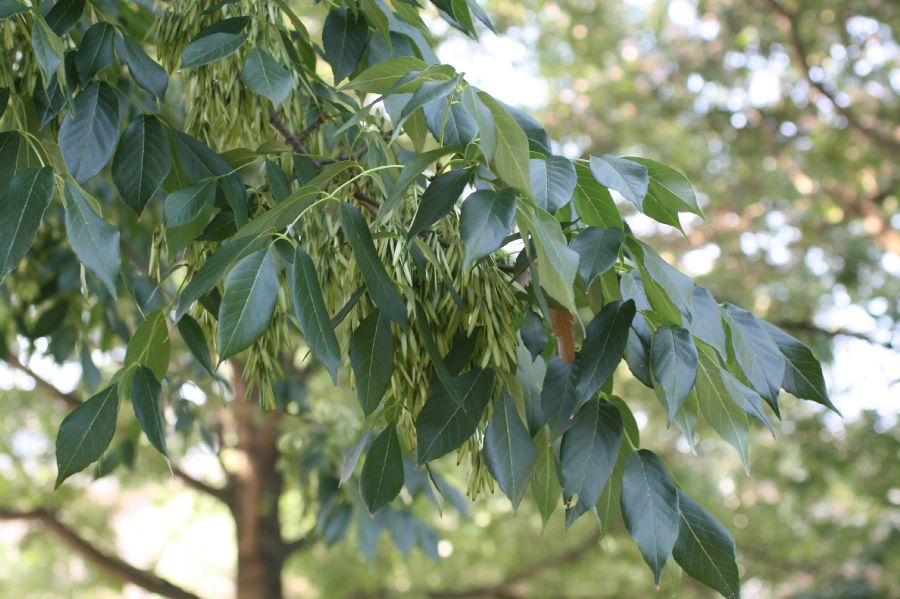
[0,508,201,599]
[269,113,323,169]
[282,534,316,557]
[764,0,900,153]
[427,530,601,598]
[550,308,576,364]
[2,353,231,503]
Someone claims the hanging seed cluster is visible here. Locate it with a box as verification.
[154,0,303,147]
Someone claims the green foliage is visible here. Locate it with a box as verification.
[0,1,842,595]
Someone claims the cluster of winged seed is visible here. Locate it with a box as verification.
[154,0,303,147]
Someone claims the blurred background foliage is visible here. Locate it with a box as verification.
[1,0,898,597]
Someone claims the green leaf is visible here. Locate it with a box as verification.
[626,157,703,229]
[217,248,279,360]
[131,366,168,458]
[478,92,532,197]
[522,205,580,312]
[349,309,394,416]
[694,346,751,472]
[761,321,838,413]
[0,131,19,185]
[520,310,547,360]
[242,47,292,103]
[631,239,694,325]
[651,325,699,424]
[483,392,538,510]
[589,154,649,211]
[379,145,462,220]
[691,286,728,359]
[32,16,64,82]
[529,156,576,213]
[63,182,121,297]
[460,189,516,268]
[0,1,28,20]
[176,314,216,376]
[673,491,741,599]
[722,304,785,415]
[570,226,624,286]
[0,167,55,282]
[416,368,494,463]
[124,310,171,381]
[45,0,85,35]
[559,399,623,516]
[541,356,578,438]
[530,427,560,527]
[621,449,680,584]
[291,248,342,383]
[574,299,636,409]
[180,32,247,68]
[75,22,115,81]
[322,8,370,82]
[396,78,459,136]
[572,163,622,229]
[424,96,477,146]
[360,425,404,514]
[407,168,471,239]
[163,181,217,252]
[55,385,119,488]
[58,82,120,183]
[117,33,168,98]
[461,85,496,159]
[112,114,172,216]
[340,203,408,327]
[347,56,428,93]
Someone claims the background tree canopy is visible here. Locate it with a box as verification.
[0,0,897,598]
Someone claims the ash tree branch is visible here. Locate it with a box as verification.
[0,508,201,599]
[764,0,900,153]
[1,354,232,504]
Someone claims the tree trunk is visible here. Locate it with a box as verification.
[230,364,287,599]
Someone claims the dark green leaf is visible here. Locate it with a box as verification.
[624,313,654,388]
[242,47,292,103]
[461,84,496,158]
[522,204,579,312]
[164,181,217,252]
[570,226,624,286]
[761,321,838,413]
[559,399,623,515]
[217,248,279,360]
[574,299,636,409]
[45,0,84,35]
[75,22,115,81]
[195,16,249,38]
[58,82,120,183]
[572,162,622,229]
[0,167,55,282]
[694,345,750,471]
[55,385,118,488]
[416,368,494,463]
[723,304,785,415]
[380,145,462,220]
[32,16,64,83]
[626,157,703,228]
[589,154,649,211]
[63,182,121,297]
[112,114,172,216]
[340,203,408,326]
[180,32,247,68]
[34,74,66,125]
[460,188,516,268]
[483,392,538,510]
[530,427,560,527]
[651,325,698,424]
[0,87,7,119]
[520,310,547,360]
[407,168,471,239]
[424,97,477,146]
[360,425,404,514]
[124,309,170,381]
[0,131,19,185]
[322,8,369,82]
[691,286,728,359]
[479,92,532,197]
[117,33,168,98]
[530,156,576,213]
[0,1,28,20]
[502,101,552,154]
[292,248,342,383]
[347,56,428,93]
[541,356,578,438]
[349,309,394,416]
[176,314,216,376]
[673,491,741,599]
[131,366,168,458]
[621,449,680,584]
[398,78,459,132]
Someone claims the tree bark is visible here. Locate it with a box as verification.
[229,362,287,599]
